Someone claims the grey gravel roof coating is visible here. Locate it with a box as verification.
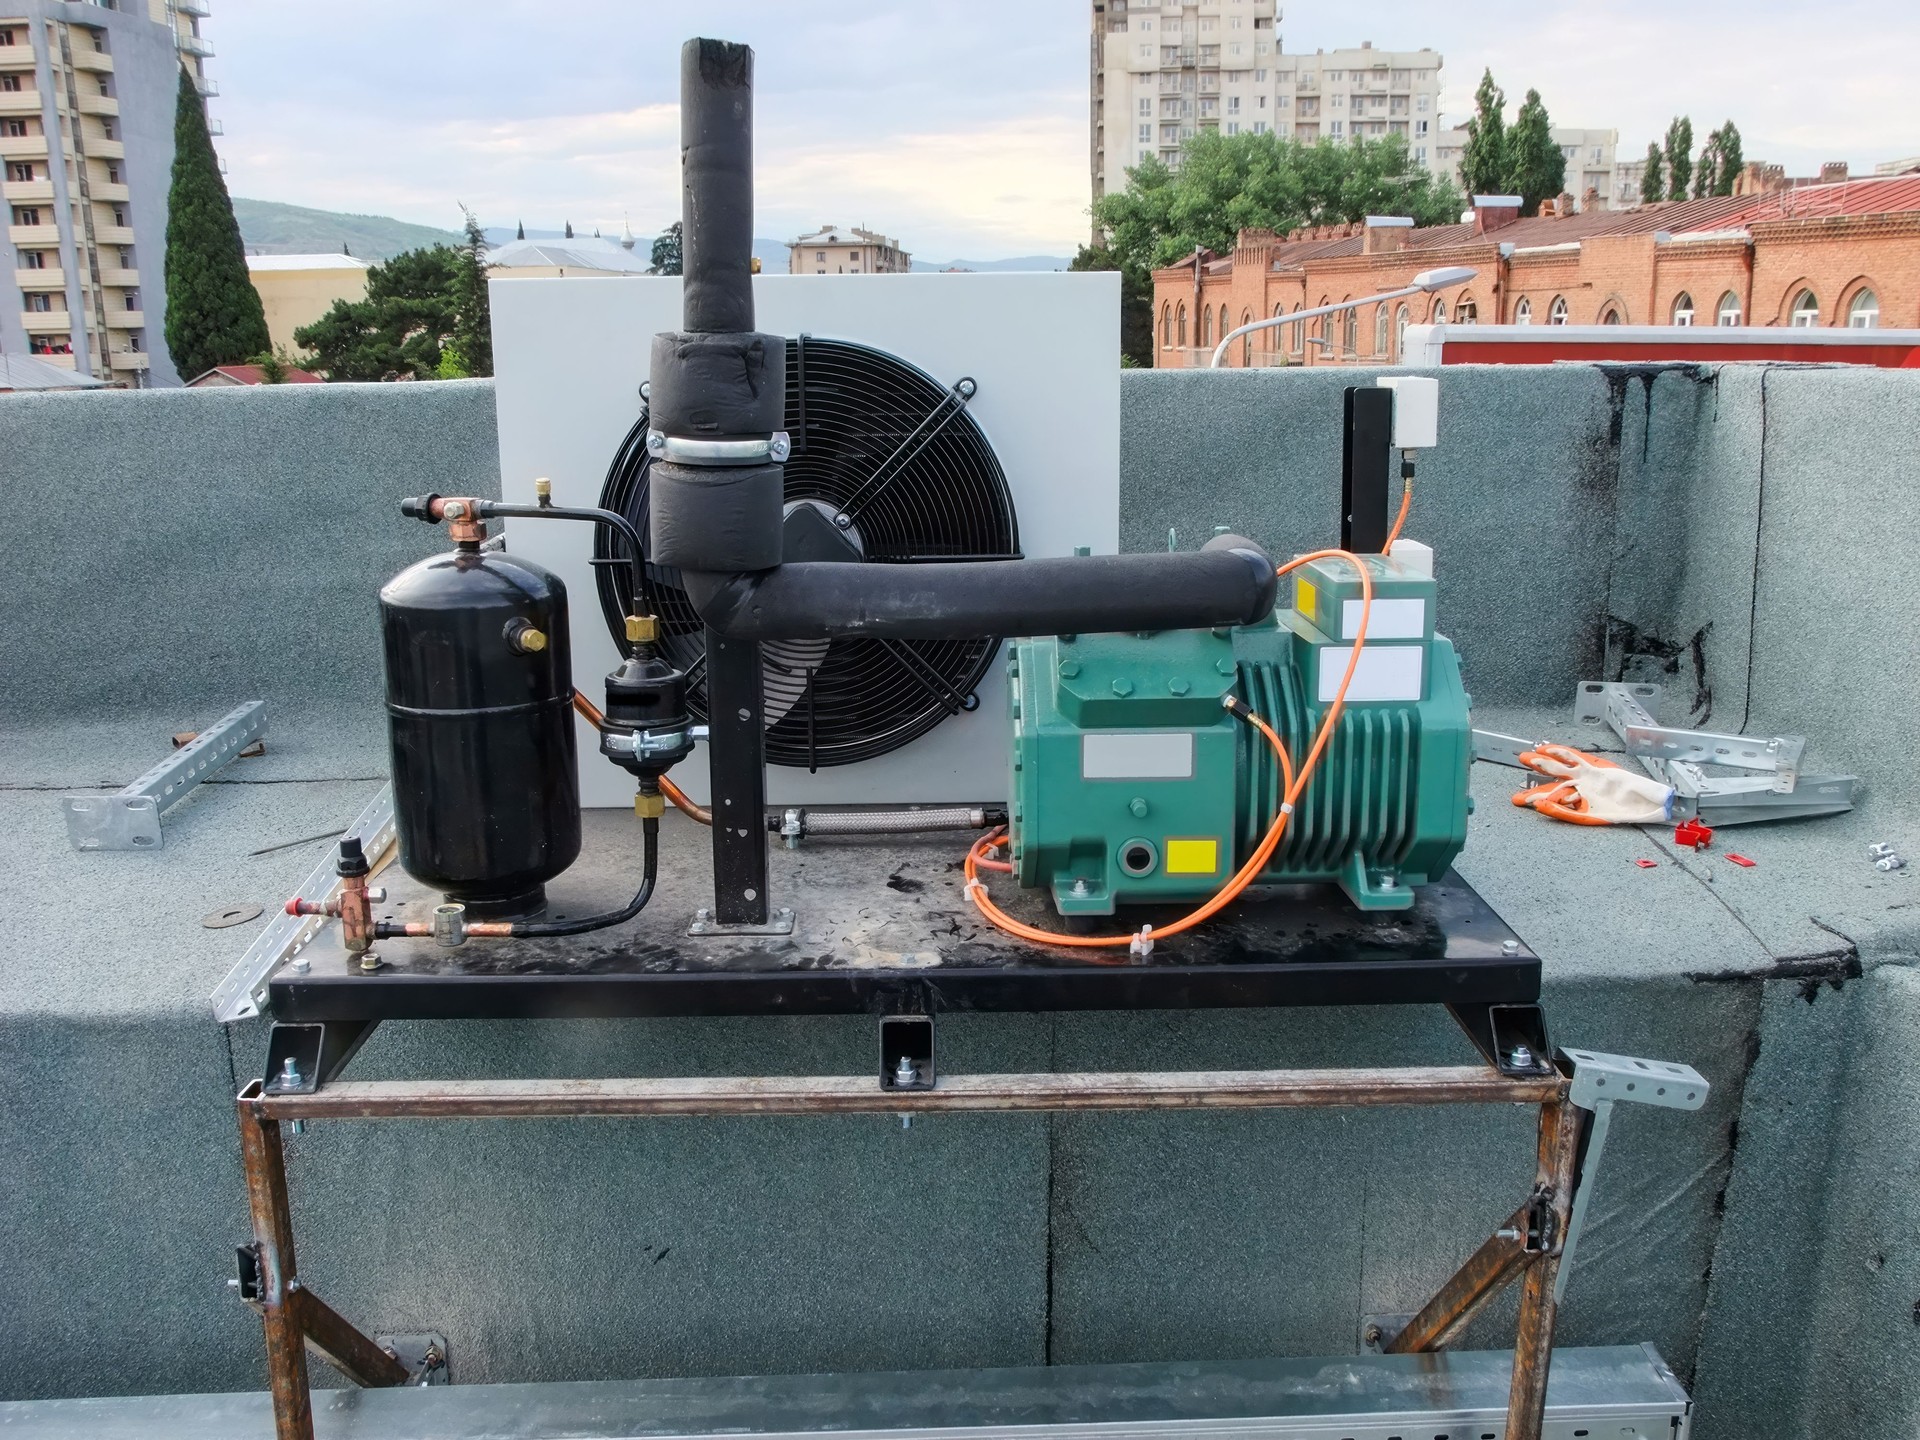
[3,366,1918,1439]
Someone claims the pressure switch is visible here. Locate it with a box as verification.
[1376,375,1440,450]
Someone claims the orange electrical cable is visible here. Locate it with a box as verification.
[963,549,1374,957]
[1382,473,1414,553]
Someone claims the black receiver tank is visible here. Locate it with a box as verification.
[379,549,581,916]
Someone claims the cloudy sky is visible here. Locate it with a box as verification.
[214,1,1920,260]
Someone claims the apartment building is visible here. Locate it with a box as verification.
[1,0,213,387]
[787,225,911,275]
[1089,3,1443,223]
[1430,125,1620,209]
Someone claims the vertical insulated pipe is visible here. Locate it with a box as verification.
[680,39,756,335]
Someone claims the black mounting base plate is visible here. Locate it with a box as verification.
[266,817,1537,1024]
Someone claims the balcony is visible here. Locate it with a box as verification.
[108,347,149,369]
[206,117,222,135]
[106,308,143,328]
[77,93,119,117]
[0,132,46,160]
[2,177,55,203]
[90,137,123,159]
[98,266,138,286]
[25,347,74,367]
[0,90,43,115]
[193,75,218,97]
[91,180,129,202]
[177,0,211,14]
[7,222,59,245]
[22,309,73,334]
[94,223,134,244]
[177,33,214,58]
[72,49,113,73]
[15,265,64,290]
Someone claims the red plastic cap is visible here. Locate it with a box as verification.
[1727,853,1757,868]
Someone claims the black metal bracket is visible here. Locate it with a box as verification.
[879,1014,936,1091]
[262,1018,380,1095]
[1448,1002,1554,1078]
[1342,385,1394,554]
[705,628,771,926]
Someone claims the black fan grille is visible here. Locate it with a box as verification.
[596,336,1017,768]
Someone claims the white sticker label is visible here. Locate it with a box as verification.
[1341,596,1427,640]
[1081,732,1195,780]
[1316,645,1425,703]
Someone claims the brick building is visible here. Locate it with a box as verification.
[1153,174,1920,366]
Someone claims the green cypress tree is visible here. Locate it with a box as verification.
[1459,70,1508,197]
[1663,117,1694,201]
[163,67,268,381]
[450,205,493,378]
[1693,131,1721,199]
[1506,89,1567,215]
[1640,143,1664,205]
[1713,122,1743,195]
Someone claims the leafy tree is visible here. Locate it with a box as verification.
[163,67,269,380]
[1640,143,1665,205]
[1070,242,1153,366]
[1711,121,1743,195]
[1093,130,1462,273]
[294,246,462,381]
[1693,130,1722,199]
[450,205,493,377]
[1664,117,1694,201]
[1459,70,1508,197]
[1506,89,1567,214]
[650,220,683,276]
[247,347,287,383]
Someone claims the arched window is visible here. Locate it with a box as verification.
[1240,308,1253,364]
[1176,302,1187,347]
[1219,305,1230,348]
[1672,292,1695,327]
[1374,302,1390,355]
[1201,306,1212,346]
[1431,298,1447,324]
[1790,290,1818,327]
[1548,296,1570,326]
[1455,295,1477,323]
[1319,310,1334,349]
[1394,303,1410,359]
[1848,289,1880,329]
[1599,305,1623,325]
[1342,304,1358,356]
[1716,292,1741,326]
[1160,304,1172,348]
[1514,297,1533,325]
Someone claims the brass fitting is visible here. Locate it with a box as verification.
[633,791,666,820]
[534,476,552,506]
[625,614,658,644]
[505,619,548,654]
[432,496,489,547]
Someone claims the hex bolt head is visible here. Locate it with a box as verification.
[1508,1044,1535,1070]
[1501,939,1521,956]
[1071,878,1091,897]
[280,1056,301,1086]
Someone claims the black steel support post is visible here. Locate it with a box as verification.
[1342,385,1394,554]
[705,627,770,925]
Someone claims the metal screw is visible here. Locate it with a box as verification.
[899,1114,913,1130]
[287,1120,307,1136]
[290,954,311,973]
[1508,1044,1535,1070]
[280,1057,301,1087]
[1071,877,1090,897]
[1379,876,1397,890]
[957,377,977,398]
[894,1055,918,1087]
[1362,1322,1383,1347]
[1501,939,1521,956]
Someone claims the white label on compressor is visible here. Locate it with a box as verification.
[1082,732,1195,780]
[1340,596,1427,640]
[1316,645,1425,703]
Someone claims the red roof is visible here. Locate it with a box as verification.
[1718,175,1920,224]
[188,364,325,386]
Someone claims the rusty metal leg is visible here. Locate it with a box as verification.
[238,1081,316,1440]
[1504,1095,1586,1440]
[1383,1199,1537,1354]
[292,1286,409,1387]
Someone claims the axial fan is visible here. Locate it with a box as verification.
[595,336,1018,769]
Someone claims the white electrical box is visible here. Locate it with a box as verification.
[1376,375,1439,450]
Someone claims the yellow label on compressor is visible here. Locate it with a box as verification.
[1295,577,1318,619]
[1165,838,1221,875]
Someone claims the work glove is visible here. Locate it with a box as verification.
[1511,743,1674,826]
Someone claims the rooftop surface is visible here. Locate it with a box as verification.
[2,364,1917,1437]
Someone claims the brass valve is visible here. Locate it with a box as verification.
[626,614,658,644]
[506,619,548,654]
[534,476,552,506]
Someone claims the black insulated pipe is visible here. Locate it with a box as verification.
[679,38,755,335]
[681,541,1279,642]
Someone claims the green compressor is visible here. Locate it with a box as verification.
[1006,551,1472,915]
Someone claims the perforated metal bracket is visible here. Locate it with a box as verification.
[61,701,267,851]
[1555,1048,1710,1301]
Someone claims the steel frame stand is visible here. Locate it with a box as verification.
[232,1037,1706,1440]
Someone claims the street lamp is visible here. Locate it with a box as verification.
[1209,265,1478,368]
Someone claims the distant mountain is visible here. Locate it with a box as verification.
[233,198,461,262]
[237,201,1070,275]
[910,255,1071,273]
